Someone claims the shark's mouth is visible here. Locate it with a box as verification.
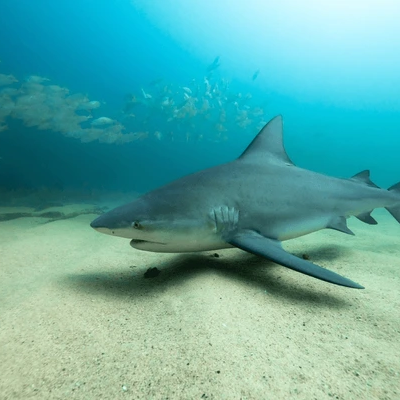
[130,239,166,246]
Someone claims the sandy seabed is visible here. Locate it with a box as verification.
[0,203,399,400]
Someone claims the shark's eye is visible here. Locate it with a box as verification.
[132,221,142,229]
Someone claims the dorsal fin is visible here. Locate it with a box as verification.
[351,170,379,188]
[239,115,293,165]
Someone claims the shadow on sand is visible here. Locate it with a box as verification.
[64,244,355,309]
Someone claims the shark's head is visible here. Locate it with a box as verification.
[90,192,228,252]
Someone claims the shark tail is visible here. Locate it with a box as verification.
[386,182,400,223]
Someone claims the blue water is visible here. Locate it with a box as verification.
[1,0,399,195]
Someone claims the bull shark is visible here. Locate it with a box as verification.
[91,116,400,289]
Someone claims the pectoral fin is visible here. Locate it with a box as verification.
[226,230,364,289]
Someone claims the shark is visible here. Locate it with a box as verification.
[90,116,400,289]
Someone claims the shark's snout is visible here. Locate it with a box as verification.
[90,215,107,229]
[90,214,118,235]
[90,209,143,239]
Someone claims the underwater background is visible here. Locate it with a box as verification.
[1,2,400,399]
[1,0,399,198]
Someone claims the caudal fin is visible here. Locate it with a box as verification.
[386,182,400,223]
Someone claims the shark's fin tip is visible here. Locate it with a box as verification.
[226,229,363,289]
[239,115,293,165]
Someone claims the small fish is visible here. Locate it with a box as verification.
[79,100,100,110]
[0,74,18,86]
[207,56,220,72]
[252,69,260,81]
[154,131,162,140]
[27,75,50,84]
[141,88,152,99]
[161,97,174,108]
[91,117,114,126]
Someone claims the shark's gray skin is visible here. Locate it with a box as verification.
[91,116,400,289]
